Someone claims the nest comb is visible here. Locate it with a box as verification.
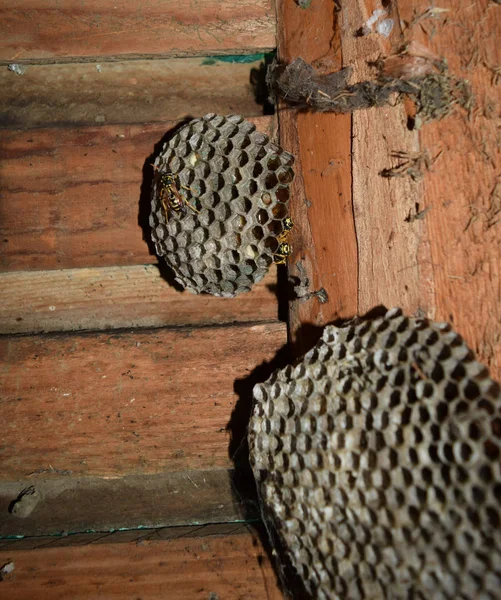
[149,114,295,297]
[249,308,501,599]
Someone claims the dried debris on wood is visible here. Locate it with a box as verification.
[9,485,42,518]
[268,43,474,127]
[405,203,432,223]
[0,562,15,582]
[381,149,441,181]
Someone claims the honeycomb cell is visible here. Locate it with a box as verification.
[249,309,501,599]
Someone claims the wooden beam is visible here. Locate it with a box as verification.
[0,58,265,130]
[0,116,274,272]
[0,322,288,480]
[277,0,358,357]
[0,264,278,334]
[0,469,258,539]
[0,0,275,62]
[0,529,282,599]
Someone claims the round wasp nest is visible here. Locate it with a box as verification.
[249,308,501,599]
[149,114,295,297]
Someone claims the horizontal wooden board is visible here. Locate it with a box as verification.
[0,322,288,480]
[0,264,278,334]
[0,1,275,61]
[0,530,282,599]
[0,58,264,129]
[0,469,258,538]
[0,116,275,272]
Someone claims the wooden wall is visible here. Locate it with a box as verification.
[0,1,285,597]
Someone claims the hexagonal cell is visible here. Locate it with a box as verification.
[189,133,204,151]
[229,214,247,232]
[251,226,265,241]
[265,172,279,190]
[164,237,177,253]
[198,208,215,227]
[176,231,191,248]
[277,166,295,184]
[272,203,288,219]
[260,191,272,206]
[209,220,225,238]
[239,179,258,196]
[199,145,215,161]
[233,197,252,214]
[220,122,239,138]
[176,141,190,158]
[181,214,197,232]
[243,244,259,260]
[210,154,230,173]
[253,162,264,177]
[214,202,232,221]
[267,220,283,236]
[252,132,268,145]
[203,192,220,209]
[192,226,209,244]
[223,232,242,249]
[205,172,225,193]
[256,209,269,225]
[217,138,234,154]
[205,255,222,270]
[169,156,184,173]
[222,264,240,280]
[264,236,279,252]
[225,249,241,264]
[188,244,203,260]
[267,155,282,171]
[276,186,291,203]
[194,161,211,179]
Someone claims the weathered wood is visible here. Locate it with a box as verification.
[0,57,265,130]
[0,264,278,334]
[0,469,257,538]
[339,2,429,318]
[277,0,358,357]
[0,322,287,480]
[0,530,282,599]
[397,0,501,379]
[0,1,275,61]
[0,116,274,272]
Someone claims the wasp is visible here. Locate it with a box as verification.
[273,217,294,264]
[273,241,292,265]
[152,164,199,223]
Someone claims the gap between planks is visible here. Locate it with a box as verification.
[0,469,259,540]
[0,57,267,129]
[0,0,276,62]
[0,264,279,334]
[0,321,288,480]
[0,528,283,600]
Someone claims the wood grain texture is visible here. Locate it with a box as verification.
[0,58,264,129]
[0,322,287,480]
[339,1,432,319]
[0,116,274,272]
[0,531,282,600]
[0,469,257,538]
[277,0,358,357]
[0,264,278,334]
[396,0,501,379]
[0,0,275,61]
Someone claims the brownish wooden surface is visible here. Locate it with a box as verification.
[0,1,275,61]
[0,116,274,272]
[277,0,358,356]
[0,469,256,538]
[0,265,278,334]
[0,322,287,480]
[0,530,282,599]
[0,58,264,129]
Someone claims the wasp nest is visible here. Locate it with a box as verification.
[149,114,295,297]
[249,308,501,599]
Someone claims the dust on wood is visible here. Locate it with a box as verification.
[0,58,266,129]
[0,0,275,61]
[0,322,287,479]
[0,531,282,600]
[0,265,279,334]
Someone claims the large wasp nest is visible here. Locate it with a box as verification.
[249,308,501,599]
[149,114,295,297]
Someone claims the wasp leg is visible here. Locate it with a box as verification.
[273,255,287,265]
[179,190,201,214]
[160,198,170,223]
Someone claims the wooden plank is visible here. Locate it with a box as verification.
[0,322,288,480]
[277,0,358,357]
[0,470,258,538]
[396,0,501,379]
[0,264,278,334]
[339,2,431,318]
[0,116,275,272]
[0,58,265,130]
[0,1,275,61]
[0,530,282,599]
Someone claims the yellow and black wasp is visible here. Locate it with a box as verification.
[152,164,199,223]
[273,217,294,264]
